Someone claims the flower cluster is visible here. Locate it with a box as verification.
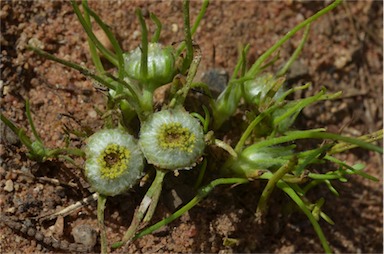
[84,107,205,195]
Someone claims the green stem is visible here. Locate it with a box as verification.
[133,178,248,240]
[71,0,118,66]
[275,82,311,103]
[246,129,383,154]
[328,129,383,154]
[143,169,166,223]
[28,46,116,90]
[82,0,104,74]
[181,45,200,102]
[0,113,32,150]
[234,103,282,153]
[294,143,333,175]
[214,139,237,158]
[104,74,141,107]
[25,99,42,144]
[194,158,207,190]
[277,181,332,253]
[276,24,311,77]
[82,1,125,78]
[324,155,378,181]
[169,45,201,108]
[230,44,250,82]
[307,173,342,180]
[136,8,148,81]
[47,147,86,158]
[255,156,297,219]
[138,88,154,122]
[190,0,209,36]
[245,0,342,80]
[150,13,162,43]
[121,169,166,244]
[176,0,209,56]
[273,90,341,127]
[97,194,108,254]
[181,0,193,73]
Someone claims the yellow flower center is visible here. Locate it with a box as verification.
[97,144,131,180]
[157,122,195,153]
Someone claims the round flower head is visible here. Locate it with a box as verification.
[139,108,205,170]
[123,42,176,90]
[84,129,144,196]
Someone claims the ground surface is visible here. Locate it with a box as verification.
[0,1,383,253]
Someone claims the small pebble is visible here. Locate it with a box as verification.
[4,179,14,192]
[21,166,30,172]
[71,224,97,248]
[132,30,140,40]
[5,207,16,214]
[49,216,64,238]
[200,68,229,97]
[171,23,178,33]
[88,109,97,118]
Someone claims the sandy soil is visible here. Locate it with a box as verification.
[1,1,382,253]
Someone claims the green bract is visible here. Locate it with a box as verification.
[223,146,293,178]
[139,107,205,170]
[124,42,176,90]
[84,129,144,196]
[243,73,285,106]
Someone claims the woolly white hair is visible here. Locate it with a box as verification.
[85,129,144,196]
[139,107,205,170]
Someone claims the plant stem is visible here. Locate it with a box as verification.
[0,113,32,151]
[214,139,237,158]
[277,181,332,253]
[150,13,162,43]
[136,8,148,81]
[194,158,207,190]
[176,0,209,56]
[276,24,310,77]
[234,103,281,153]
[82,1,125,78]
[169,45,201,108]
[82,0,105,75]
[181,0,193,73]
[255,156,297,220]
[328,129,383,154]
[143,170,166,223]
[246,129,383,154]
[139,88,154,122]
[121,169,166,244]
[190,0,209,36]
[272,90,340,127]
[133,178,248,240]
[97,194,108,254]
[28,46,116,90]
[48,147,86,158]
[244,0,342,80]
[71,0,118,66]
[25,99,42,144]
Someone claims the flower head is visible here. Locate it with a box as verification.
[84,129,144,196]
[124,42,176,90]
[139,107,205,170]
